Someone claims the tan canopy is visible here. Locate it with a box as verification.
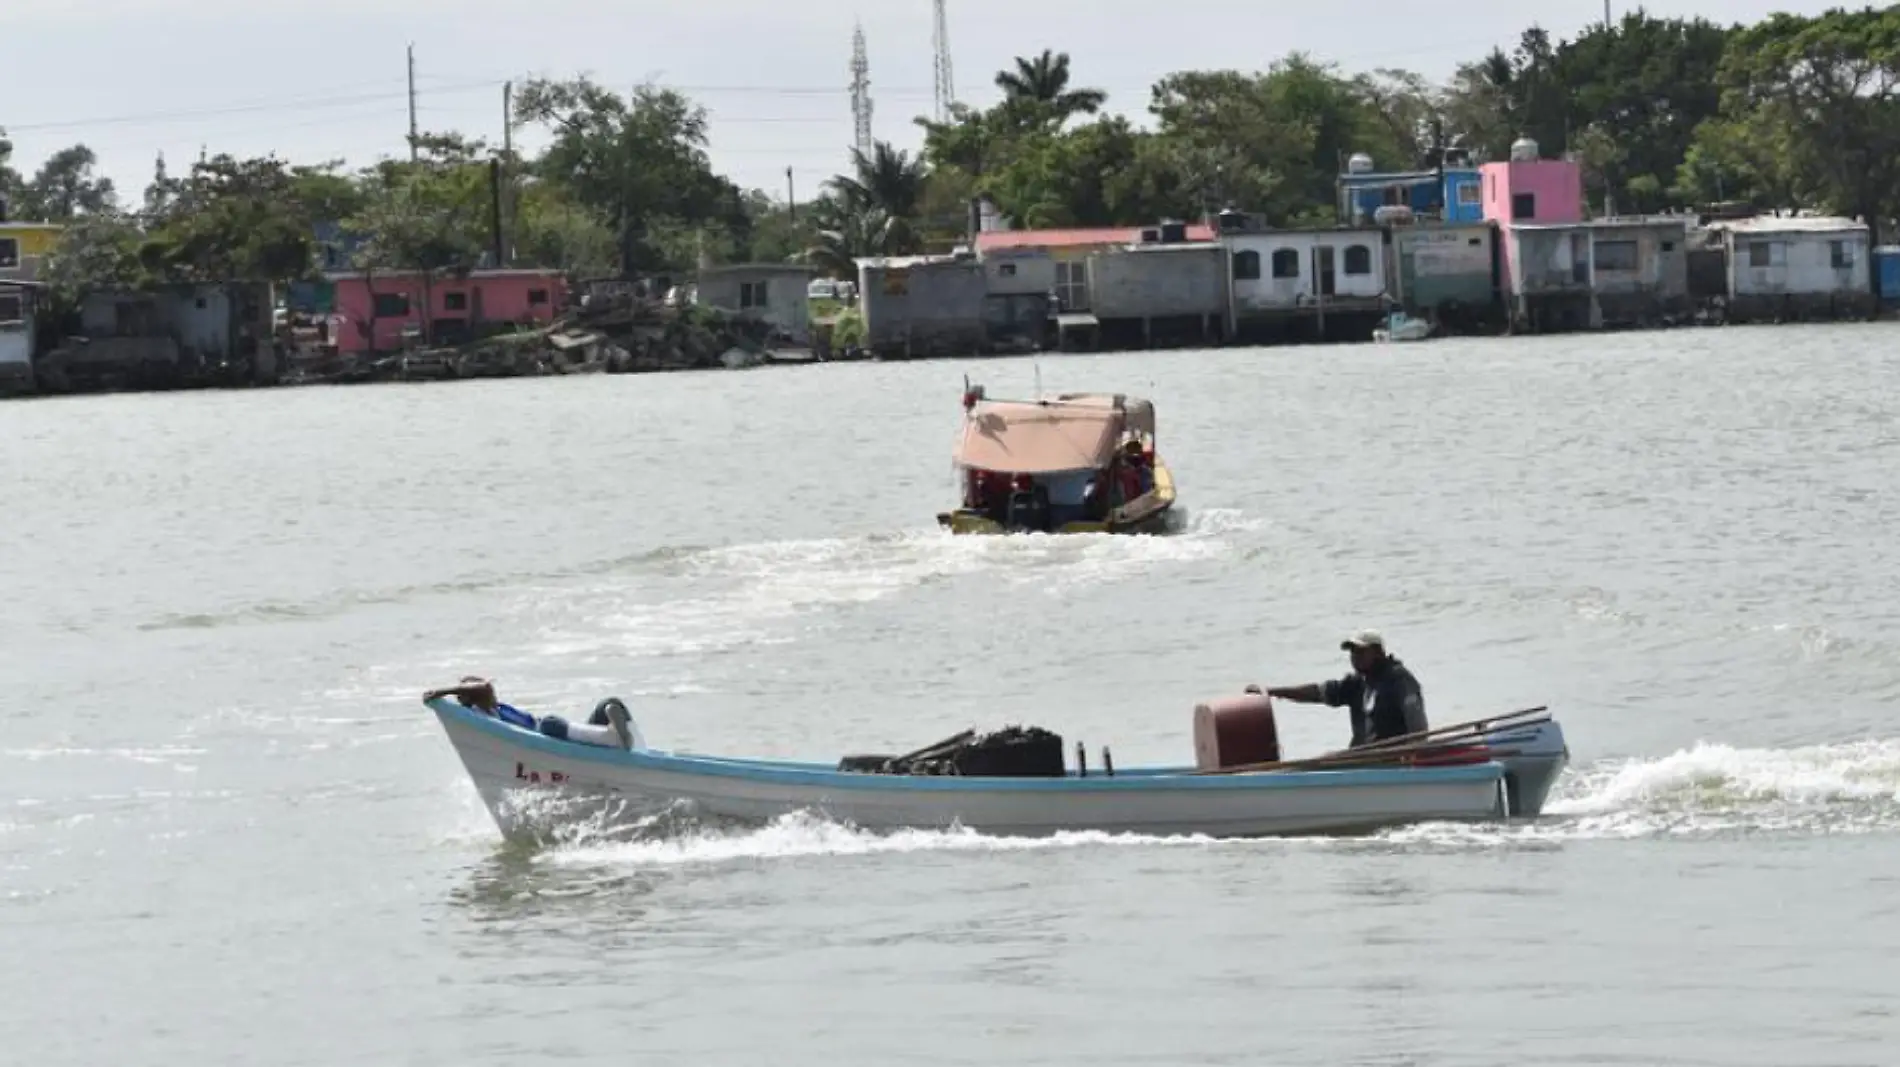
[953,399,1127,474]
[1052,392,1156,437]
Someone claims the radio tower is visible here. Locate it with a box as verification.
[850,21,874,157]
[931,0,955,121]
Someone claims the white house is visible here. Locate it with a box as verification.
[1223,228,1387,331]
[1709,215,1874,321]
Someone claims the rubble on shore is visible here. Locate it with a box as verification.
[281,291,832,386]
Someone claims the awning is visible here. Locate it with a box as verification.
[953,399,1124,474]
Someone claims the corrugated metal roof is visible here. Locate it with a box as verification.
[975,225,1216,251]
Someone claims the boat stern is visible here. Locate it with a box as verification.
[1488,717,1570,817]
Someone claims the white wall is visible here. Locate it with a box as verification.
[1728,231,1871,296]
[980,248,1056,295]
[1227,231,1385,313]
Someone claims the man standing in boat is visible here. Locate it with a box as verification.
[1259,631,1428,747]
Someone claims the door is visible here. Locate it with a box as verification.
[1315,246,1337,297]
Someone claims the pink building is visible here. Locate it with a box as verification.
[329,268,567,355]
[1480,139,1586,312]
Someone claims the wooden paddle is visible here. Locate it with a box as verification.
[1344,705,1550,753]
[1209,745,1522,776]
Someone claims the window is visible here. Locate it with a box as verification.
[998,263,1017,277]
[0,238,17,268]
[1831,240,1856,269]
[1511,192,1537,220]
[372,292,410,316]
[1343,245,1373,276]
[1468,237,1483,247]
[1054,260,1089,310]
[1747,241,1785,268]
[1594,239,1638,272]
[527,288,550,306]
[443,292,469,312]
[1271,249,1300,279]
[1457,181,1482,205]
[740,280,769,308]
[194,297,208,309]
[1231,250,1261,280]
[1661,241,1676,252]
[0,293,22,323]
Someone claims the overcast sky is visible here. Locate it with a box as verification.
[7,0,1846,205]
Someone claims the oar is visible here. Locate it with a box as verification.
[1343,706,1550,754]
[1210,745,1522,776]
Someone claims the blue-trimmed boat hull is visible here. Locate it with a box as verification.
[426,701,1562,842]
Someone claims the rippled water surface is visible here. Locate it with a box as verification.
[6,324,1900,1065]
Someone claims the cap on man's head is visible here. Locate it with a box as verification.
[1340,629,1386,651]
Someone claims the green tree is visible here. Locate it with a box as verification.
[1712,8,1900,239]
[139,154,318,282]
[513,77,745,274]
[17,145,118,220]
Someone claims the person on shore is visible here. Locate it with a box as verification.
[1258,631,1428,747]
[423,677,636,750]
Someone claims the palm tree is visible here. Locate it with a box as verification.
[993,50,1106,125]
[825,142,927,223]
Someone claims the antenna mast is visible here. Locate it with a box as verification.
[931,0,955,122]
[850,21,874,158]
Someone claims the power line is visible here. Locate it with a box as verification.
[8,31,1523,139]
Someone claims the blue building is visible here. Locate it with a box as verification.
[1336,152,1484,225]
[1874,246,1900,310]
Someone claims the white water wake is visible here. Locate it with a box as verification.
[506,737,1900,871]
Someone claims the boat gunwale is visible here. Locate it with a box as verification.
[432,701,1510,793]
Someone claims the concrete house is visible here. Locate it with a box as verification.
[856,254,987,358]
[328,268,566,355]
[974,222,1214,315]
[1085,240,1227,348]
[1496,225,1594,332]
[1587,217,1691,327]
[1223,224,1387,340]
[1388,223,1499,330]
[976,246,1056,351]
[695,263,820,343]
[37,283,276,393]
[1709,215,1875,322]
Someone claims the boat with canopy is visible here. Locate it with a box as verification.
[935,379,1177,535]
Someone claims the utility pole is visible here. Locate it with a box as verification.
[1604,0,1612,28]
[406,43,419,161]
[786,166,796,222]
[500,81,513,267]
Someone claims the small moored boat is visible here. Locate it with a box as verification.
[936,380,1177,535]
[1373,310,1434,343]
[425,691,1569,843]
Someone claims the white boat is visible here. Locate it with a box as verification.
[1372,310,1434,342]
[425,695,1569,843]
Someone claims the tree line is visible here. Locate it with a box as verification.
[1,5,1895,307]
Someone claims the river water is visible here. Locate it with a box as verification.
[5,323,1899,1065]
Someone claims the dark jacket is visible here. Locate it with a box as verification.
[1320,657,1427,747]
